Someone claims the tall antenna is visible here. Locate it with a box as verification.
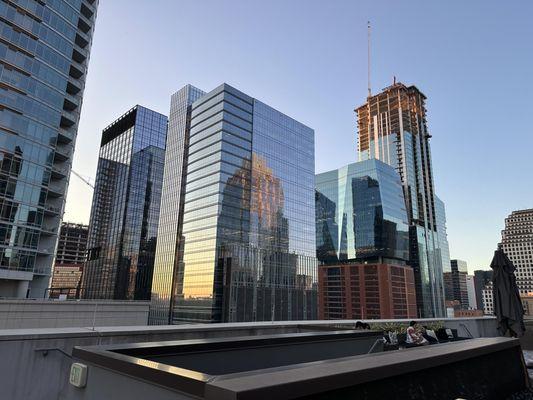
[367,20,371,98]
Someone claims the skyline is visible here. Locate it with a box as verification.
[64,0,533,274]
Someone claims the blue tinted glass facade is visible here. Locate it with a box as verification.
[82,106,167,300]
[316,159,409,265]
[0,0,98,297]
[151,83,317,324]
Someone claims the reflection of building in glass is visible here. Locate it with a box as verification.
[356,82,445,317]
[0,1,98,297]
[50,222,88,298]
[150,83,317,324]
[315,159,415,319]
[82,106,166,300]
[315,159,409,265]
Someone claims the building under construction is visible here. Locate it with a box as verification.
[355,82,446,317]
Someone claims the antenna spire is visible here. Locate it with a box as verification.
[367,21,371,98]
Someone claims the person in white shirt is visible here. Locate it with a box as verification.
[406,320,429,346]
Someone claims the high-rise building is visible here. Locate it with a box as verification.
[355,82,445,317]
[150,83,317,324]
[482,282,494,315]
[49,222,87,298]
[0,0,98,297]
[500,209,533,295]
[315,159,414,319]
[466,274,477,309]
[82,106,167,300]
[473,269,492,310]
[55,221,88,265]
[444,259,469,309]
[435,196,451,274]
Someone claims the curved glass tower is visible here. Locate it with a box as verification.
[0,0,98,297]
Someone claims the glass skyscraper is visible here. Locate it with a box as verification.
[150,83,317,324]
[315,159,409,265]
[0,0,98,297]
[82,106,166,300]
[356,82,445,317]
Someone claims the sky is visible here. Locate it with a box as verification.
[64,0,533,274]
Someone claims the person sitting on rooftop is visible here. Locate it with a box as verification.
[406,321,429,346]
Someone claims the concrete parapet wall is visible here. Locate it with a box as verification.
[0,300,150,329]
[0,317,498,400]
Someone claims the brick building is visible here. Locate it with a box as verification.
[318,263,417,320]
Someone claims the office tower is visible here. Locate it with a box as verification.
[500,209,533,295]
[473,269,493,310]
[82,106,167,300]
[435,196,451,274]
[0,0,98,297]
[315,158,414,319]
[151,83,317,324]
[444,259,469,309]
[49,222,87,298]
[466,275,477,309]
[355,82,445,317]
[150,85,205,324]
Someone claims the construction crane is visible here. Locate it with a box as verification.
[71,169,94,189]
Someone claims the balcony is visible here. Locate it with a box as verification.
[43,204,61,216]
[60,109,78,127]
[57,128,74,144]
[66,78,82,95]
[53,147,71,162]
[51,165,68,179]
[47,183,65,197]
[77,13,92,34]
[69,61,84,80]
[36,247,53,256]
[72,44,88,63]
[76,30,90,49]
[81,1,95,19]
[40,225,58,236]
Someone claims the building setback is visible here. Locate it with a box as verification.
[355,82,445,317]
[150,83,317,324]
[315,159,415,319]
[0,0,98,297]
[82,106,166,300]
[500,209,533,295]
[50,222,88,298]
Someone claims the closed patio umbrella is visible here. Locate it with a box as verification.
[490,248,525,337]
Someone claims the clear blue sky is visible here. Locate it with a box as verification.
[65,0,533,274]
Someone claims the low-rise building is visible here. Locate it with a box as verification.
[318,263,417,319]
